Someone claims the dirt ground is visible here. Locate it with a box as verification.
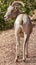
[0,21,36,65]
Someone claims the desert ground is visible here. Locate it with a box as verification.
[0,10,36,65]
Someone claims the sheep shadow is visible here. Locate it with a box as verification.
[14,55,36,63]
[25,56,36,63]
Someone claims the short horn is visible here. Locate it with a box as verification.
[12,1,25,7]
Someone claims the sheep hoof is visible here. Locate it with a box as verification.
[23,59,25,62]
[17,55,19,58]
[23,58,26,62]
[16,59,18,62]
[15,58,18,62]
[26,55,28,58]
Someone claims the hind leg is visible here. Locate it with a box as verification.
[25,35,30,58]
[25,40,28,58]
[23,32,27,61]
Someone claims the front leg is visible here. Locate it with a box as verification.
[25,41,28,58]
[15,42,18,62]
[15,30,20,62]
[23,32,27,61]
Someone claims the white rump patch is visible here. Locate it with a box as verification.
[23,14,29,24]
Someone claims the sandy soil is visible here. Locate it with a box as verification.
[0,22,36,65]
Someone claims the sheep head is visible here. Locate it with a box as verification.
[4,1,25,20]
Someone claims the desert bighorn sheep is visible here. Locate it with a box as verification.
[4,1,33,62]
